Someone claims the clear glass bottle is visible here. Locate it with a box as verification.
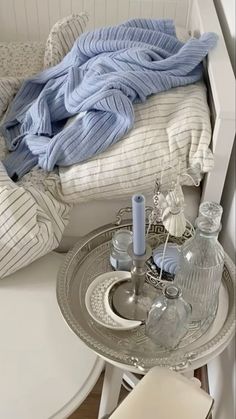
[110,229,133,271]
[145,285,191,349]
[174,201,224,326]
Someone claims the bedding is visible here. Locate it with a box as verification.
[44,12,88,68]
[0,42,45,120]
[0,14,86,278]
[56,81,213,203]
[0,18,215,278]
[1,19,217,179]
[0,162,70,278]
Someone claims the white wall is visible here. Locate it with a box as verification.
[208,2,235,419]
[0,0,190,41]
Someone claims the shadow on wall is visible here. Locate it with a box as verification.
[220,140,236,262]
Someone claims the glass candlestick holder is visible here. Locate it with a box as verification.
[110,243,157,321]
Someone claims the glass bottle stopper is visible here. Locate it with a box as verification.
[197,201,223,233]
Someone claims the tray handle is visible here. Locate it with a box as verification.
[115,206,153,226]
[173,352,198,372]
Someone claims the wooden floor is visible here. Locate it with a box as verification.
[69,366,210,419]
[69,372,128,419]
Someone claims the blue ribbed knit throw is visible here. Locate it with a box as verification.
[1,19,217,179]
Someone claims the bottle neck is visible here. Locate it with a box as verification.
[195,227,219,241]
[195,215,221,241]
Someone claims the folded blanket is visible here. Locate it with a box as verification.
[1,18,217,179]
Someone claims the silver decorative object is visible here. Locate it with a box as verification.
[150,179,164,223]
[111,243,156,321]
[56,218,236,373]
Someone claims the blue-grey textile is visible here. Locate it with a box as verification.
[1,19,217,179]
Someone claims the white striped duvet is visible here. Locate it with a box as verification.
[0,163,71,278]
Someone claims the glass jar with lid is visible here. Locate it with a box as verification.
[145,285,191,349]
[110,229,133,271]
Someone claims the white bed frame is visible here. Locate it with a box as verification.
[0,0,235,234]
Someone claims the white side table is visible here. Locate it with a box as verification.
[0,252,104,419]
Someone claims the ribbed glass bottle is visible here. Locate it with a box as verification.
[174,202,224,326]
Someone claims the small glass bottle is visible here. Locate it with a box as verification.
[145,285,191,349]
[174,201,224,326]
[110,229,133,271]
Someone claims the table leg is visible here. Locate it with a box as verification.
[123,371,141,390]
[98,363,124,419]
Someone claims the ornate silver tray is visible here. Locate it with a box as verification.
[57,217,236,373]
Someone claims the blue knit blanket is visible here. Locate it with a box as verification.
[1,19,217,179]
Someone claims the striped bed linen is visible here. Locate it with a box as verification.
[55,80,213,203]
[0,43,68,279]
[0,78,21,121]
[0,162,71,278]
[0,23,213,278]
[0,13,86,278]
[44,12,89,68]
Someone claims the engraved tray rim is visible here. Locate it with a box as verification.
[57,220,236,373]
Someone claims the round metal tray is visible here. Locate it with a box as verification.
[57,220,236,373]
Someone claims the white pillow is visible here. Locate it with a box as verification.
[44,12,89,68]
[57,82,213,204]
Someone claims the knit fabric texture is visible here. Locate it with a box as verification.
[1,19,217,179]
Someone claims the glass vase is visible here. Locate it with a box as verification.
[174,201,224,326]
[145,285,191,349]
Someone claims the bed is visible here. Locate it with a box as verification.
[0,0,235,278]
